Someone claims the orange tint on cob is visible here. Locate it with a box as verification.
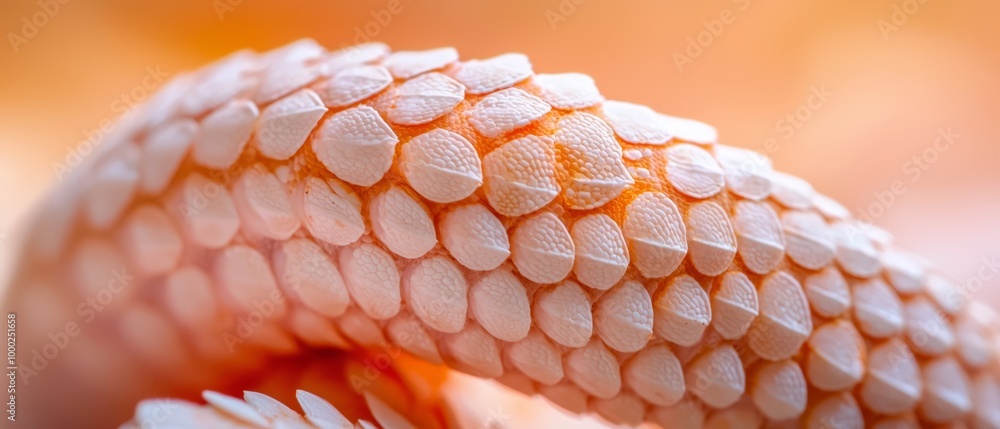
[5,40,1000,428]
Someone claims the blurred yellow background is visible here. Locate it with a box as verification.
[3,0,1000,350]
[1,0,999,425]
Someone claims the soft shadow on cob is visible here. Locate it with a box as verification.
[5,40,999,428]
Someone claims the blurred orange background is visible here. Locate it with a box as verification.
[0,0,998,424]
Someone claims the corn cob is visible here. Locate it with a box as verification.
[5,39,1000,428]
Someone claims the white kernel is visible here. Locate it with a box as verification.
[401,129,482,203]
[686,201,737,276]
[601,101,673,145]
[173,173,240,249]
[532,73,603,109]
[467,87,551,138]
[403,256,468,333]
[511,211,574,284]
[387,72,465,125]
[713,144,773,201]
[853,278,904,338]
[653,275,710,346]
[469,269,531,342]
[782,210,836,270]
[273,239,351,318]
[750,360,807,421]
[806,320,865,392]
[832,222,882,278]
[254,89,327,160]
[571,214,629,290]
[440,204,510,271]
[214,245,287,317]
[623,192,687,278]
[315,65,392,107]
[140,119,197,194]
[732,200,785,274]
[338,243,401,320]
[314,105,399,186]
[292,177,364,246]
[748,271,811,361]
[85,150,140,229]
[664,143,725,199]
[921,357,971,424]
[369,186,436,259]
[553,112,632,209]
[504,330,564,385]
[192,99,259,169]
[710,271,758,340]
[623,344,685,407]
[565,339,621,399]
[232,164,300,239]
[442,324,503,378]
[593,280,653,352]
[684,344,744,409]
[383,47,458,79]
[804,266,851,318]
[769,171,815,209]
[533,281,593,348]
[481,135,559,217]
[859,338,923,414]
[118,204,183,276]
